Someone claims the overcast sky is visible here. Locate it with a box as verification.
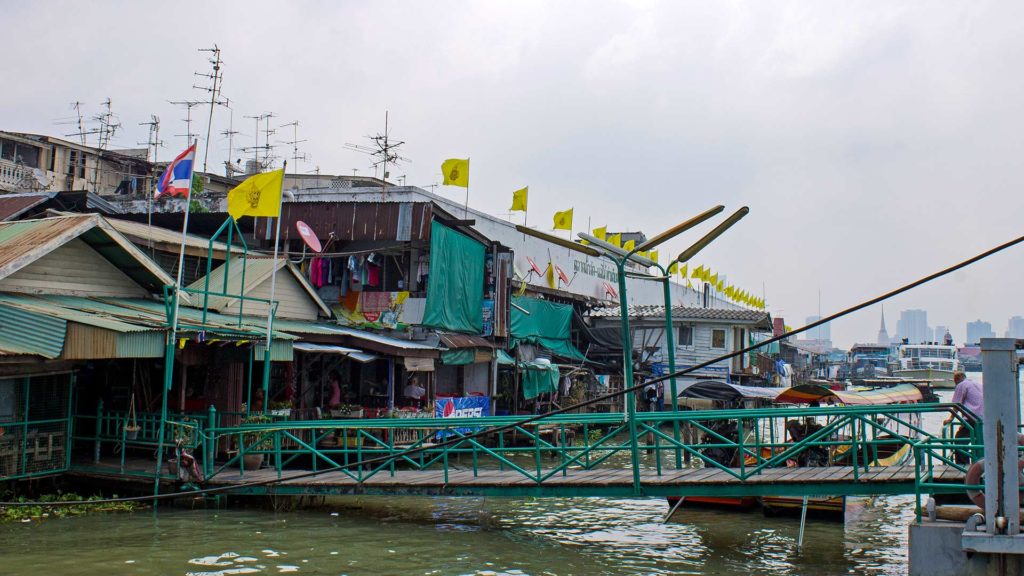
[5,1,1024,347]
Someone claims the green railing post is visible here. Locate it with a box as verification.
[206,404,217,479]
[64,373,75,472]
[93,398,103,464]
[659,268,682,469]
[616,257,642,495]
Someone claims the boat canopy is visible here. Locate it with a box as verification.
[677,380,781,402]
[775,383,923,406]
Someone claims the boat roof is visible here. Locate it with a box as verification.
[676,380,781,402]
[775,383,923,406]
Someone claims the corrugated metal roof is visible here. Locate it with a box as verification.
[0,214,178,297]
[438,332,495,349]
[589,304,772,327]
[105,217,247,259]
[0,292,153,333]
[0,302,65,358]
[0,193,55,221]
[326,326,439,350]
[186,256,331,317]
[186,256,279,311]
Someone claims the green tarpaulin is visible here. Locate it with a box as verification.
[496,349,515,365]
[422,221,485,334]
[510,296,587,361]
[521,361,560,399]
[440,348,476,365]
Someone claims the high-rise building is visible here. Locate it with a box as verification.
[877,307,890,345]
[804,315,831,341]
[966,320,996,345]
[897,309,929,344]
[1006,316,1024,339]
[934,325,951,344]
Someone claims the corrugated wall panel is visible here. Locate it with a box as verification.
[253,340,294,362]
[0,303,66,358]
[62,322,117,359]
[116,331,165,358]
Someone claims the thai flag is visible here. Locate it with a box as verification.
[154,143,197,199]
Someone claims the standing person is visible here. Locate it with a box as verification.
[643,380,659,412]
[403,375,426,407]
[943,371,983,464]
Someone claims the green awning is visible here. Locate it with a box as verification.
[521,361,560,399]
[510,296,587,361]
[441,348,476,365]
[422,221,485,334]
[496,349,515,365]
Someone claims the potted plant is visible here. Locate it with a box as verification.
[268,400,292,418]
[124,394,140,440]
[329,403,363,419]
[240,415,272,469]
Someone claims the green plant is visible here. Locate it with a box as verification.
[1,493,137,523]
[241,415,273,451]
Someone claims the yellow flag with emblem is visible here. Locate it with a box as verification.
[441,158,469,187]
[552,208,573,231]
[691,264,704,279]
[679,263,687,278]
[623,239,635,252]
[649,250,658,263]
[607,233,621,247]
[668,262,678,275]
[511,186,528,211]
[592,226,607,240]
[227,169,284,220]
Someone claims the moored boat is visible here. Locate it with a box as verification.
[893,343,960,388]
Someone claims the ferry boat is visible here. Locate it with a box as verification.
[893,343,960,388]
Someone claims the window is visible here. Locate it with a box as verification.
[712,329,726,349]
[678,325,693,346]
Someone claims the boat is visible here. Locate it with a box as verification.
[667,380,781,513]
[893,343,960,388]
[848,343,894,379]
[761,382,927,521]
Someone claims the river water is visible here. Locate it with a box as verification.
[0,388,977,576]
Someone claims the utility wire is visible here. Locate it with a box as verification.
[4,231,1023,508]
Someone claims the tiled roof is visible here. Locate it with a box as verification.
[589,304,771,326]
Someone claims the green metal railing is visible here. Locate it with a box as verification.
[192,402,971,497]
[0,374,74,482]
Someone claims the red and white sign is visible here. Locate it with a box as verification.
[295,220,322,253]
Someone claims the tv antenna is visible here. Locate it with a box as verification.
[55,101,89,145]
[137,115,163,164]
[343,110,408,197]
[194,44,229,173]
[169,99,204,147]
[278,120,310,173]
[221,107,242,177]
[241,112,277,171]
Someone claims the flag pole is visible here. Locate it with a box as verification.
[463,157,470,217]
[155,139,197,498]
[261,160,287,413]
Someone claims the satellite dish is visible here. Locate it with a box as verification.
[295,220,322,253]
[31,168,50,188]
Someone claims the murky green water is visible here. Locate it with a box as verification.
[0,494,915,576]
[3,387,980,576]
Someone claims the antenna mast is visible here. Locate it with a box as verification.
[169,100,204,148]
[279,120,309,174]
[343,110,408,198]
[194,44,228,174]
[221,107,241,177]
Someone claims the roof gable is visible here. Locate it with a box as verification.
[0,214,178,297]
[187,256,331,318]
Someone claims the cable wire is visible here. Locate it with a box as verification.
[4,231,1023,508]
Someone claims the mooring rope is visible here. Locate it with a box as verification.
[3,231,1023,507]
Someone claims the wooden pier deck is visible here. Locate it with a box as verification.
[201,464,964,498]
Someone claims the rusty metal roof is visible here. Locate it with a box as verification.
[0,214,177,297]
[437,332,496,349]
[0,193,56,221]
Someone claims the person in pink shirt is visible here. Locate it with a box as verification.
[943,371,983,464]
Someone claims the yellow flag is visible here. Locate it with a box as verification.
[691,264,704,279]
[709,273,718,286]
[593,226,607,240]
[607,233,622,247]
[545,263,556,289]
[441,158,469,187]
[552,208,573,231]
[227,169,284,221]
[668,262,678,275]
[623,239,636,252]
[649,250,658,263]
[724,285,735,298]
[679,263,687,278]
[511,186,528,211]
